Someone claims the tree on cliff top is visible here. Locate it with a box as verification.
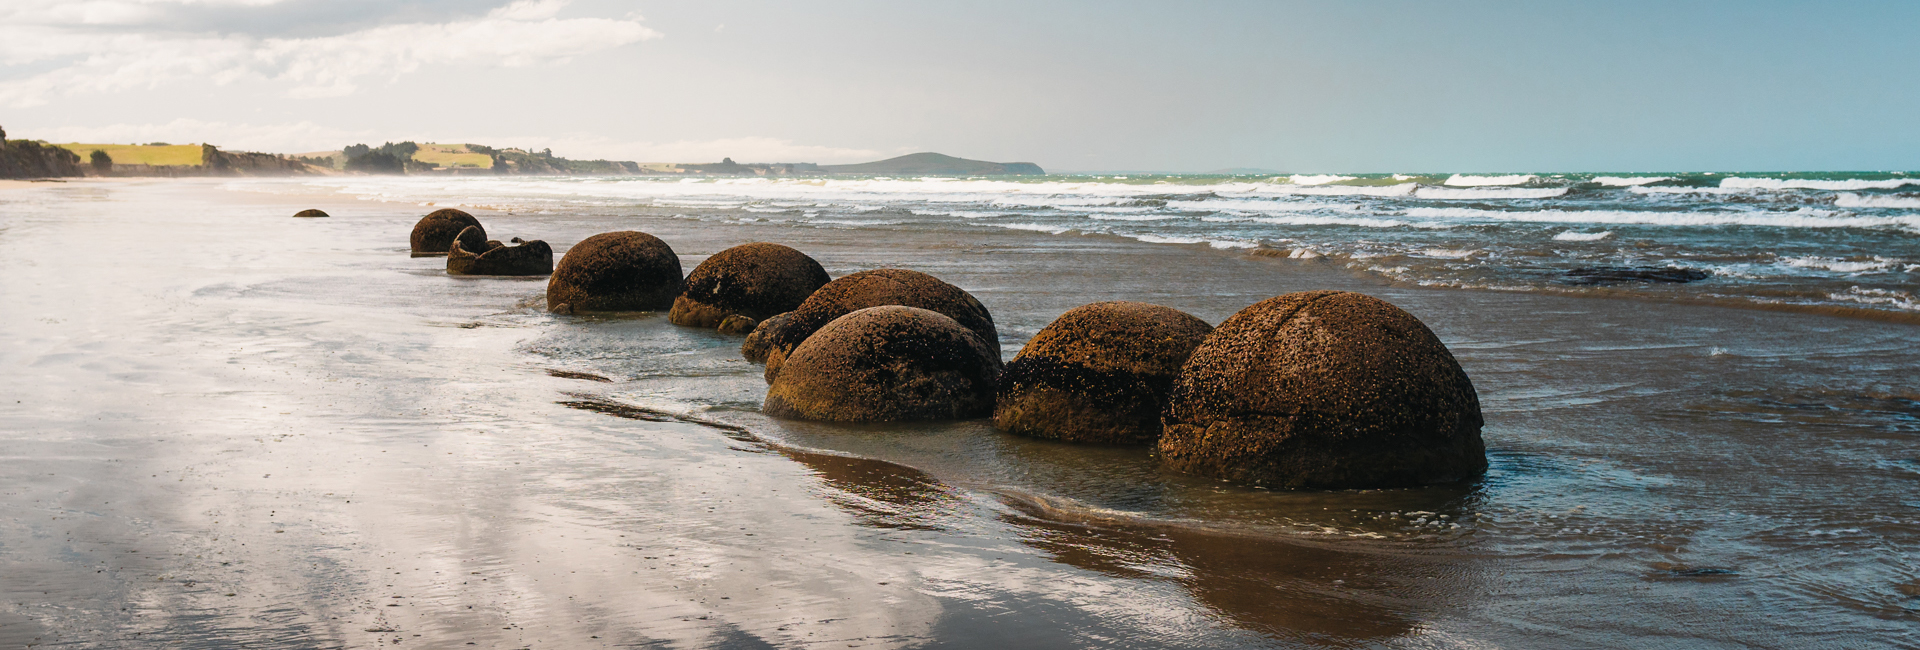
[90,150,112,174]
[342,142,420,174]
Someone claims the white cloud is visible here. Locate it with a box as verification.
[1,1,292,27]
[24,118,379,153]
[21,120,889,164]
[0,0,658,107]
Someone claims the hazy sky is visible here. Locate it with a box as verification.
[3,0,1916,172]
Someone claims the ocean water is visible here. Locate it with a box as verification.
[266,171,1920,319]
[2,179,1917,648]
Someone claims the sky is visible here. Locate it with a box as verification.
[2,0,1917,172]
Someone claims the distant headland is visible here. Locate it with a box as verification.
[0,127,1043,179]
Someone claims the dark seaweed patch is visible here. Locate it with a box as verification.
[1563,266,1711,285]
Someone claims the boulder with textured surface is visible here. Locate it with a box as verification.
[764,306,1001,422]
[293,209,329,218]
[994,301,1212,444]
[545,231,684,313]
[741,311,794,362]
[1159,291,1485,489]
[410,208,483,256]
[448,229,553,276]
[761,268,996,381]
[670,243,830,330]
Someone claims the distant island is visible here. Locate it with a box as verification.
[821,152,1044,176]
[2,127,1044,179]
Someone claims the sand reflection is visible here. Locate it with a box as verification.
[997,493,1476,645]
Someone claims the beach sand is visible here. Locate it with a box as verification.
[1,179,1916,648]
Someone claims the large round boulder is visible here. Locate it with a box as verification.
[293,209,329,218]
[764,306,1002,422]
[994,302,1212,445]
[741,311,794,362]
[448,228,553,276]
[1159,291,1485,489]
[546,231,684,313]
[670,243,830,331]
[410,208,482,256]
[761,269,996,382]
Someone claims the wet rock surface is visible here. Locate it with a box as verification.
[409,208,482,256]
[762,268,996,381]
[1564,266,1711,285]
[454,225,488,256]
[994,301,1212,445]
[670,242,830,330]
[741,311,793,362]
[764,306,1002,422]
[447,229,553,276]
[545,231,684,313]
[1159,290,1486,489]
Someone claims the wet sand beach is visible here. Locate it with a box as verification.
[2,179,1917,648]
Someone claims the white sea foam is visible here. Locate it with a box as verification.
[1828,286,1920,311]
[1288,174,1356,186]
[1169,198,1323,214]
[1415,187,1569,200]
[1780,256,1903,274]
[1132,234,1207,245]
[1233,183,1418,198]
[1721,177,1920,191]
[1593,176,1675,187]
[1088,213,1180,221]
[1833,193,1920,209]
[1628,186,1751,196]
[1553,230,1613,241]
[1125,235,1256,249]
[1421,249,1479,259]
[911,209,1002,219]
[1403,206,1920,231]
[999,223,1072,234]
[1445,174,1537,187]
[809,219,904,226]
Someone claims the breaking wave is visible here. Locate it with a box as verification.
[1721,177,1920,191]
[1415,187,1570,200]
[1833,193,1920,209]
[1445,174,1537,187]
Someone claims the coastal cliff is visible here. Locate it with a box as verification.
[47,141,316,177]
[0,126,84,179]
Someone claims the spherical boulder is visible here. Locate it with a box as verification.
[994,302,1212,445]
[741,311,794,362]
[1159,291,1485,489]
[545,231,684,313]
[761,269,997,382]
[448,230,553,276]
[410,208,483,257]
[670,243,830,331]
[764,306,1002,422]
[717,314,759,335]
[293,209,329,218]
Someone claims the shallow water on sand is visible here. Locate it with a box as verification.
[2,179,1917,648]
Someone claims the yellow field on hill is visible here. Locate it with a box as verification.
[413,144,492,169]
[56,144,204,166]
